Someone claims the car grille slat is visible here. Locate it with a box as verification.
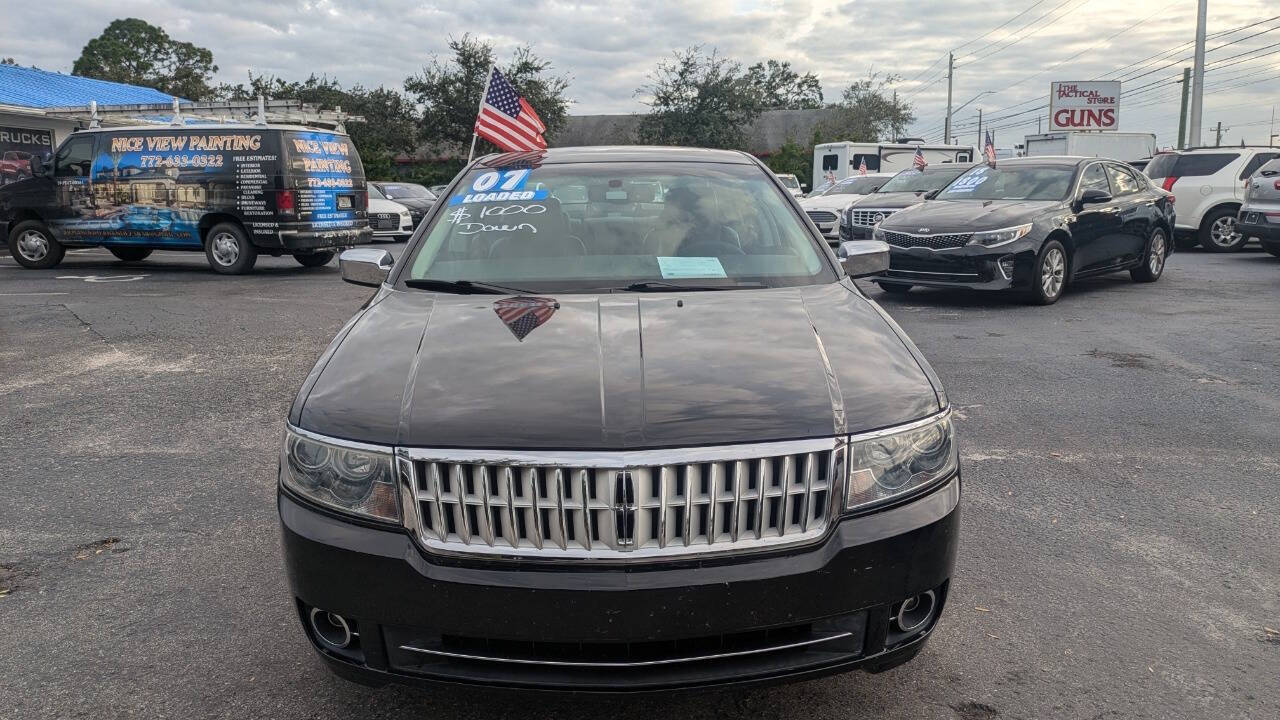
[404,441,838,559]
[883,230,972,250]
[806,210,838,224]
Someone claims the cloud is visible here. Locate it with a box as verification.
[7,0,1279,147]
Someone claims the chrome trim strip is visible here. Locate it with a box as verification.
[398,631,853,668]
[888,268,983,278]
[399,437,841,466]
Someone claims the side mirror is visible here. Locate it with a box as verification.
[837,240,890,278]
[924,189,940,199]
[1079,188,1112,205]
[28,154,46,177]
[339,247,394,287]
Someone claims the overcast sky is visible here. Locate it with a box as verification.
[6,0,1279,148]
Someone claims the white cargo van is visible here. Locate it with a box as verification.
[1022,132,1156,163]
[811,142,973,189]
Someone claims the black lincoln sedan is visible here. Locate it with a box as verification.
[870,157,1175,304]
[839,164,972,241]
[279,146,961,692]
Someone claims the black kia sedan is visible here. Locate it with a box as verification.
[869,157,1175,304]
[279,147,961,693]
[839,164,972,241]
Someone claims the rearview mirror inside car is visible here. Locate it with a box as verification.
[1079,188,1112,205]
[837,240,890,279]
[339,248,394,287]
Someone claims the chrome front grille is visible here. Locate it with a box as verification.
[371,212,398,229]
[806,210,838,224]
[883,230,972,250]
[398,440,842,559]
[848,208,896,227]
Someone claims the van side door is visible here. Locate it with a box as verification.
[45,134,98,243]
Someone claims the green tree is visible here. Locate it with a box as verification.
[744,60,823,110]
[72,18,217,99]
[215,73,419,180]
[823,73,915,142]
[761,138,813,186]
[404,35,571,155]
[636,47,763,149]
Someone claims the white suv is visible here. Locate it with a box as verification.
[1144,147,1280,252]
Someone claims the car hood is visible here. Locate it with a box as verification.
[881,198,1061,233]
[293,283,942,449]
[850,191,934,210]
[368,198,408,214]
[385,196,435,212]
[801,195,866,213]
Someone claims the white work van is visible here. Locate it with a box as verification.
[811,142,973,190]
[1022,132,1156,163]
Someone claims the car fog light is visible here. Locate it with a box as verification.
[998,257,1015,279]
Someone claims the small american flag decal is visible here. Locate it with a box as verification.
[494,296,558,341]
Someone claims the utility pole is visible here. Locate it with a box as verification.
[977,108,983,150]
[1177,67,1191,149]
[944,52,954,145]
[1189,0,1207,146]
[1214,121,1224,147]
[1037,116,1041,134]
[892,90,899,140]
[1270,105,1275,147]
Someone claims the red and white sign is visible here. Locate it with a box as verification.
[1049,81,1120,131]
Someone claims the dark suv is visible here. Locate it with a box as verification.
[279,147,960,692]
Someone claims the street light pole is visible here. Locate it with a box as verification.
[944,52,954,145]
[1188,0,1207,147]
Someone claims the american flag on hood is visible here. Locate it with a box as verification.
[984,131,997,166]
[494,296,558,341]
[912,147,928,170]
[475,68,547,153]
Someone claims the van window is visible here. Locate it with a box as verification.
[54,136,94,177]
[851,153,881,172]
[821,154,839,172]
[1145,152,1237,179]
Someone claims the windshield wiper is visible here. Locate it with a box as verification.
[403,278,535,295]
[610,280,767,292]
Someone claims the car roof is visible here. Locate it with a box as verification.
[477,146,755,166]
[996,156,1094,167]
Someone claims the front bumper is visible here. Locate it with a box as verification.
[870,242,1037,290]
[279,475,960,692]
[277,226,373,251]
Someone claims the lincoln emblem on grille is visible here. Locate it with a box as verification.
[613,471,636,547]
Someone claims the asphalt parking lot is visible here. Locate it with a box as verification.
[1,244,1277,719]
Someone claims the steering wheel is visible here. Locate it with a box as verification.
[677,226,744,257]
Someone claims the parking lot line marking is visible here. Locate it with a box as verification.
[0,292,70,296]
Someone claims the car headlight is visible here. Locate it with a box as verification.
[845,412,957,512]
[969,223,1032,247]
[281,427,400,523]
[400,211,411,220]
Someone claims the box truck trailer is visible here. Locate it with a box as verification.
[1022,132,1156,163]
[811,142,974,191]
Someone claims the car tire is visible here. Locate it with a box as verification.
[293,251,335,267]
[109,247,153,262]
[7,220,65,269]
[204,222,257,274]
[1130,227,1168,283]
[1198,207,1246,252]
[1025,239,1068,305]
[877,282,913,295]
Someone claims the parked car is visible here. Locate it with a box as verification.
[428,184,449,196]
[800,173,895,243]
[1239,157,1280,257]
[367,184,414,241]
[0,124,372,273]
[281,146,960,693]
[869,157,1175,304]
[1144,146,1280,252]
[0,150,33,184]
[775,172,805,197]
[840,165,972,241]
[371,181,436,229]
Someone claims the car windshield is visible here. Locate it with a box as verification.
[379,183,435,199]
[401,161,835,292]
[877,167,968,193]
[777,175,799,188]
[937,164,1074,201]
[821,176,884,196]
